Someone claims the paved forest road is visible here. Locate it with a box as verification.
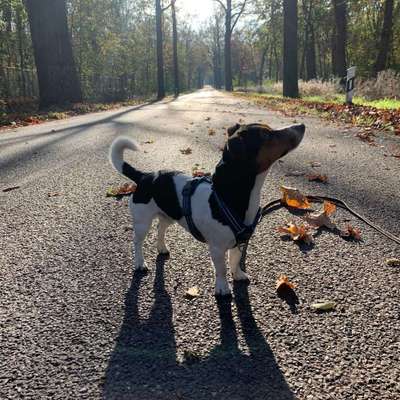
[1,89,399,400]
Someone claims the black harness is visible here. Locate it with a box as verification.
[182,176,261,247]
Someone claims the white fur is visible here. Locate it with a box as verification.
[110,137,270,296]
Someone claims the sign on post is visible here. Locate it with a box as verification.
[345,66,356,104]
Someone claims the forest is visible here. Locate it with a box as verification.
[0,0,399,110]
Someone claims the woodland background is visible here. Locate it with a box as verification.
[0,0,399,111]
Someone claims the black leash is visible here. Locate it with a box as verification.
[240,195,400,269]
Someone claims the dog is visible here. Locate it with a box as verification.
[109,122,305,296]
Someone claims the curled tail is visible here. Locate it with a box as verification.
[109,136,144,182]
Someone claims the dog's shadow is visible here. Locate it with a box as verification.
[102,256,295,400]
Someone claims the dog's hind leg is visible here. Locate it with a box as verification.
[130,200,154,271]
[228,247,249,281]
[210,246,231,296]
[157,215,172,256]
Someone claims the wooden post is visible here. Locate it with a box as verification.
[345,66,356,104]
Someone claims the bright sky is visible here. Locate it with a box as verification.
[179,0,216,26]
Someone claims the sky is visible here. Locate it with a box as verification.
[179,0,215,26]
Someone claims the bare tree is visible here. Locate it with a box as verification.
[332,0,347,78]
[302,0,316,80]
[171,0,179,96]
[214,0,247,91]
[283,0,299,98]
[374,0,394,75]
[24,0,82,108]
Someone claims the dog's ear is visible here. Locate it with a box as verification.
[227,123,241,137]
[227,134,246,160]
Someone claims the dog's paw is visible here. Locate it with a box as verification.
[157,250,170,259]
[135,263,148,272]
[215,279,232,297]
[232,269,250,282]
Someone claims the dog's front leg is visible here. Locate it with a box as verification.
[209,246,231,296]
[228,247,249,281]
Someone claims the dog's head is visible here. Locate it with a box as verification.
[224,122,305,173]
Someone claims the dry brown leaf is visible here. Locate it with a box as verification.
[280,186,311,209]
[323,201,337,216]
[303,201,337,229]
[307,174,328,183]
[106,183,137,197]
[2,186,20,193]
[208,128,216,136]
[276,275,296,291]
[385,258,400,267]
[144,139,154,144]
[278,222,314,244]
[47,192,60,198]
[185,286,200,298]
[340,225,362,240]
[311,300,336,311]
[180,148,192,155]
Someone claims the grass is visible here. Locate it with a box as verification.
[233,90,400,135]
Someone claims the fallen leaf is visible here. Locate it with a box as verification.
[307,174,328,183]
[385,258,400,267]
[180,148,192,155]
[106,183,137,197]
[340,225,361,241]
[2,186,20,193]
[310,161,321,168]
[144,139,154,144]
[276,275,296,291]
[280,186,311,209]
[311,300,336,311]
[205,117,211,121]
[189,122,194,125]
[278,222,314,244]
[303,201,337,230]
[47,192,60,198]
[208,128,216,136]
[185,286,200,298]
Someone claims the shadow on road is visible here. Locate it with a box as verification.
[103,256,294,400]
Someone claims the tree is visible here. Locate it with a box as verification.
[24,0,82,108]
[155,0,166,99]
[332,0,347,77]
[302,0,317,80]
[171,0,179,96]
[214,0,247,91]
[374,0,394,75]
[283,0,299,98]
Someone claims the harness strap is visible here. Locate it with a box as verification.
[182,176,261,246]
[182,177,211,243]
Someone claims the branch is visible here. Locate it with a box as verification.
[162,2,172,12]
[214,0,227,11]
[231,0,247,32]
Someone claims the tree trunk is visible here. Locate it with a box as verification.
[171,0,179,96]
[374,0,394,74]
[332,0,347,77]
[155,0,165,99]
[224,0,233,91]
[302,0,316,80]
[258,47,267,86]
[283,0,299,97]
[25,0,82,108]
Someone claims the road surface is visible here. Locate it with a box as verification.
[1,89,399,399]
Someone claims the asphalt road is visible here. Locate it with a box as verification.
[1,88,399,400]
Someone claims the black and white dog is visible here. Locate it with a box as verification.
[109,123,305,296]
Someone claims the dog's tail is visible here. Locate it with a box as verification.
[109,136,144,182]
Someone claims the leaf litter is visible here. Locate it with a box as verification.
[106,183,137,197]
